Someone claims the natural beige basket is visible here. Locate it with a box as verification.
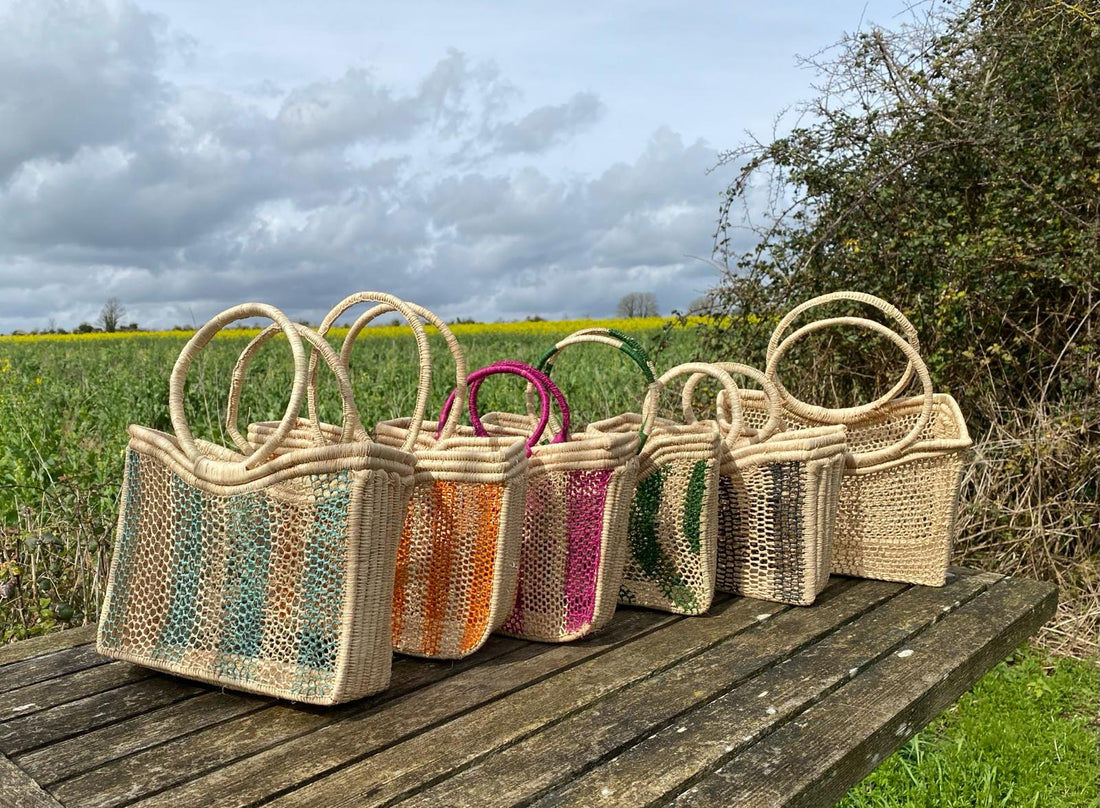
[98,302,423,705]
[765,293,972,587]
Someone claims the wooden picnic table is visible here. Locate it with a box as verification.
[0,566,1055,808]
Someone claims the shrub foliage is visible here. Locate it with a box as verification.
[704,0,1098,654]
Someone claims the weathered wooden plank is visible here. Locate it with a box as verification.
[18,691,270,786]
[52,632,537,808]
[671,575,1058,807]
[528,571,999,808]
[122,605,686,808]
[260,588,858,808]
[1,674,206,756]
[0,644,107,693]
[0,752,63,808]
[0,661,150,720]
[0,625,96,668]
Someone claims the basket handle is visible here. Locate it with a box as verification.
[318,299,467,442]
[224,323,366,455]
[435,362,558,452]
[467,360,570,450]
[537,327,656,383]
[437,361,564,455]
[532,327,656,432]
[639,362,744,452]
[169,304,309,476]
[680,362,783,442]
[767,316,935,467]
[766,291,921,418]
[309,293,437,455]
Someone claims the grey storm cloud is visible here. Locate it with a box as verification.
[488,92,605,155]
[0,0,166,179]
[0,0,739,333]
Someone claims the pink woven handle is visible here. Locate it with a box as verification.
[438,362,569,454]
[469,360,570,445]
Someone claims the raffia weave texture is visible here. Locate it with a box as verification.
[686,365,848,606]
[253,411,530,657]
[99,439,409,703]
[765,297,972,587]
[588,362,742,616]
[99,302,418,704]
[715,419,847,605]
[376,423,528,657]
[778,394,969,586]
[475,411,639,642]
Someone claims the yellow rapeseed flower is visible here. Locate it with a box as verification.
[0,317,702,343]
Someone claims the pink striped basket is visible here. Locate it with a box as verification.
[461,361,638,642]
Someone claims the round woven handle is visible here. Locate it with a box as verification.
[438,361,566,455]
[680,361,782,441]
[533,327,656,429]
[766,291,921,418]
[548,327,655,378]
[767,315,935,466]
[225,323,366,455]
[321,299,467,442]
[466,360,570,450]
[169,303,307,474]
[310,292,437,455]
[537,328,656,383]
[640,362,744,452]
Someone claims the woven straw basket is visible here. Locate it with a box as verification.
[681,363,847,606]
[765,292,972,587]
[310,296,529,660]
[588,363,744,615]
[464,360,639,643]
[98,303,422,704]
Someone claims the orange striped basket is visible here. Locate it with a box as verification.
[323,295,532,660]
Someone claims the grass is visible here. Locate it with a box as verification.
[841,643,1099,807]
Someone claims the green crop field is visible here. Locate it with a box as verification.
[0,318,702,639]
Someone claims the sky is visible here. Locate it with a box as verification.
[0,0,920,333]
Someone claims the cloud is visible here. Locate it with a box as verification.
[488,92,605,155]
[0,0,731,334]
[275,69,426,150]
[0,0,167,179]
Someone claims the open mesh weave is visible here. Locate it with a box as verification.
[469,412,638,643]
[777,394,970,586]
[618,456,717,615]
[375,420,528,661]
[713,444,846,606]
[392,480,517,658]
[99,448,397,704]
[500,467,623,641]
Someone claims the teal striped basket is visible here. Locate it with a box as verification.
[97,300,429,705]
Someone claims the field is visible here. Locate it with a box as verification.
[0,317,702,639]
[0,318,1095,804]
